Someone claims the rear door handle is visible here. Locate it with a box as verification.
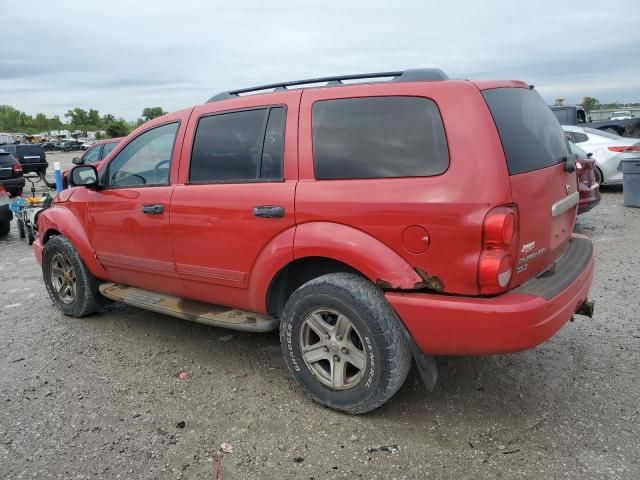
[253,205,285,218]
[142,204,164,215]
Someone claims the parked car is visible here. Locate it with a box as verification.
[568,142,600,214]
[81,140,97,151]
[61,137,123,188]
[40,141,57,151]
[0,133,14,146]
[34,69,595,413]
[610,111,634,120]
[0,148,25,196]
[551,105,640,137]
[562,125,640,185]
[0,144,48,174]
[56,140,83,152]
[0,184,11,236]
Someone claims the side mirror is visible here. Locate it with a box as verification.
[70,165,99,188]
[72,157,82,165]
[587,152,593,158]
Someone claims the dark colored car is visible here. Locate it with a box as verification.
[0,144,48,174]
[57,140,83,152]
[0,184,11,236]
[551,105,640,138]
[41,142,57,151]
[569,142,601,214]
[62,137,123,188]
[0,148,25,196]
[36,68,594,413]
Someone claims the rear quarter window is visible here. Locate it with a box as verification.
[312,96,449,179]
[483,88,570,175]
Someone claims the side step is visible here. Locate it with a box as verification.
[99,283,278,333]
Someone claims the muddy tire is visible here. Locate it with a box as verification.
[42,235,106,317]
[17,218,26,239]
[0,220,9,237]
[279,273,412,414]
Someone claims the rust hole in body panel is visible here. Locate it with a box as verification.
[412,267,444,292]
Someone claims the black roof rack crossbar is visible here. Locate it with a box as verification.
[207,68,449,102]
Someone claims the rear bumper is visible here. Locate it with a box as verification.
[0,177,26,192]
[20,161,48,173]
[386,234,594,355]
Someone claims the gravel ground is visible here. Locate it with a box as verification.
[1,176,639,479]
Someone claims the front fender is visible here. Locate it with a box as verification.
[293,222,423,289]
[37,205,108,279]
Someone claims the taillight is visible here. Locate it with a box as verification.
[478,205,519,295]
[12,163,22,173]
[608,146,640,153]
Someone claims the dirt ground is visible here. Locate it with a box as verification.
[1,168,639,479]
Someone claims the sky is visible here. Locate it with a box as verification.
[1,0,639,120]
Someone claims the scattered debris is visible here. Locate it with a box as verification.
[10,357,25,363]
[220,442,234,453]
[349,434,359,442]
[178,371,190,380]
[175,420,186,429]
[293,456,304,463]
[235,373,248,379]
[367,444,399,453]
[214,455,223,480]
[502,448,520,455]
[219,334,235,343]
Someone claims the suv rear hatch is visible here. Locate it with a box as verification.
[482,87,578,286]
[16,145,45,164]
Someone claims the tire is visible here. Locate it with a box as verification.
[279,273,412,414]
[595,166,604,186]
[17,218,25,239]
[42,235,106,317]
[26,224,35,245]
[9,188,22,197]
[0,220,9,237]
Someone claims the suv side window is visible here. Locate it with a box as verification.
[106,122,178,188]
[189,107,285,183]
[312,96,449,180]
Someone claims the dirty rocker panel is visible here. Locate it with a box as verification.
[99,283,278,332]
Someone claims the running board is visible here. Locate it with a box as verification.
[99,283,278,332]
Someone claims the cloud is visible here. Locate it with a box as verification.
[1,0,639,119]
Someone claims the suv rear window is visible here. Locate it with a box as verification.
[483,88,570,175]
[312,96,449,180]
[16,145,44,157]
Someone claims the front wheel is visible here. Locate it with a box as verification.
[42,235,106,317]
[279,273,412,414]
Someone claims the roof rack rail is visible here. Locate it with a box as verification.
[207,68,449,103]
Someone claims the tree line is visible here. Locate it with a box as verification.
[553,97,640,112]
[0,105,166,138]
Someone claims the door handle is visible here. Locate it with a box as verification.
[253,205,285,218]
[142,204,164,215]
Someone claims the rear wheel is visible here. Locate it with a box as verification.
[42,236,106,317]
[595,166,604,185]
[279,273,412,414]
[17,218,25,239]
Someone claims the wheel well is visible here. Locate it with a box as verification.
[42,228,61,243]
[266,257,363,317]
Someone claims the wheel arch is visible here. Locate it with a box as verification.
[38,207,108,279]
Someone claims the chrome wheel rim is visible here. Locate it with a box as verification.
[49,252,76,304]
[299,308,367,390]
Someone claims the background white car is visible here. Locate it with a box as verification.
[610,111,634,120]
[562,125,640,185]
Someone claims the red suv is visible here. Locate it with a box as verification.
[33,69,595,413]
